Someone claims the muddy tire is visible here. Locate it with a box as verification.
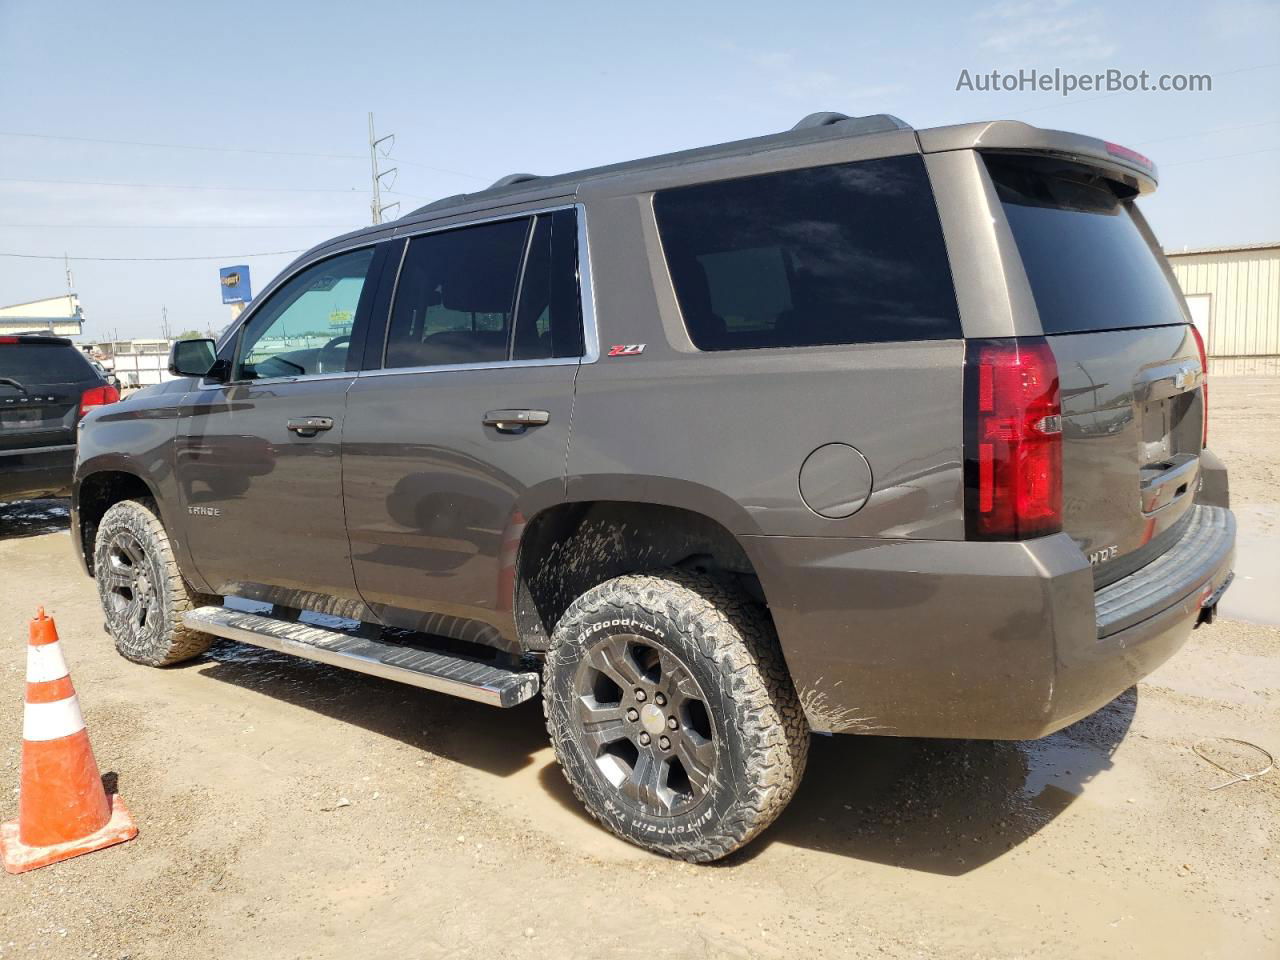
[543,570,809,862]
[94,497,218,666]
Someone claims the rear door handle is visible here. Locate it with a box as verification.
[287,416,334,437]
[482,409,550,434]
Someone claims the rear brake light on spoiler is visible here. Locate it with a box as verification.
[964,338,1063,540]
[1104,141,1154,171]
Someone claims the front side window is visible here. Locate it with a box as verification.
[235,248,375,380]
[653,155,961,351]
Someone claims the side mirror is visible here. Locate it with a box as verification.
[169,338,222,379]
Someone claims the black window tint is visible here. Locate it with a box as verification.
[0,343,96,383]
[653,155,960,351]
[985,155,1185,334]
[513,209,584,360]
[384,218,530,369]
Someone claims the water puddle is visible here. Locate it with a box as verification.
[1219,503,1280,626]
[0,497,70,539]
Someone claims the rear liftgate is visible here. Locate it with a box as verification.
[183,607,540,707]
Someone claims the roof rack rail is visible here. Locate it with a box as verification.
[791,112,911,134]
[489,173,540,189]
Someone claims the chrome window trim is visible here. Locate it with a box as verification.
[361,201,598,378]
[359,355,582,379]
[575,202,601,364]
[197,370,357,389]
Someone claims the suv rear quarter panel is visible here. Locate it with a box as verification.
[569,154,966,542]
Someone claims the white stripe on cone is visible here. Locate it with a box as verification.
[26,641,70,684]
[22,696,86,742]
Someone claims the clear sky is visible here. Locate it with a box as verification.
[1,0,1277,340]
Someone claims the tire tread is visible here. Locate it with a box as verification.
[544,569,809,862]
[95,497,218,666]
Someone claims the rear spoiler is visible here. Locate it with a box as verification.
[918,121,1158,195]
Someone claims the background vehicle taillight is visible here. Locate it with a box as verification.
[1189,323,1208,448]
[80,384,120,416]
[964,338,1063,540]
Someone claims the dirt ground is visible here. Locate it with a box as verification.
[1,377,1277,960]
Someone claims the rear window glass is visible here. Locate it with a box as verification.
[0,342,96,383]
[653,155,961,351]
[985,155,1186,334]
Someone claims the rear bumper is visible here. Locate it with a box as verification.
[0,445,75,501]
[746,503,1235,739]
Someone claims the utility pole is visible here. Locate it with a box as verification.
[367,112,399,225]
[63,253,74,295]
[161,305,170,341]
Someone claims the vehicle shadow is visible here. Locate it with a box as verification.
[728,687,1138,874]
[0,498,71,540]
[193,637,1135,875]
[193,639,549,779]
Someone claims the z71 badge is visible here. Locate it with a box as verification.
[607,344,646,357]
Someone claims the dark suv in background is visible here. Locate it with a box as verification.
[71,112,1234,861]
[1,334,118,502]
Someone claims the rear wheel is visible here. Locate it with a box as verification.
[543,570,808,862]
[94,497,218,666]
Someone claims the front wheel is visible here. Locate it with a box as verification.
[543,571,809,862]
[94,497,218,666]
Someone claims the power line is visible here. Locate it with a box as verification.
[0,129,489,181]
[1002,61,1280,118]
[0,176,365,194]
[0,250,302,262]
[0,129,366,159]
[1162,146,1280,167]
[1,223,355,229]
[1131,119,1280,146]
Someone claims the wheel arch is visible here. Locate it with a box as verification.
[75,465,165,577]
[512,496,770,654]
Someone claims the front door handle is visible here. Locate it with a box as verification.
[287,416,334,437]
[482,409,550,434]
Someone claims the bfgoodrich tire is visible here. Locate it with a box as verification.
[543,570,809,862]
[94,497,218,666]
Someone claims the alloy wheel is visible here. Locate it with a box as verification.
[571,634,718,816]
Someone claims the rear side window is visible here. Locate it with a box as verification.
[384,209,586,369]
[653,155,960,351]
[986,154,1185,334]
[385,218,529,369]
[513,209,584,360]
[0,342,96,383]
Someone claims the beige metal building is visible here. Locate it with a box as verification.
[0,293,84,336]
[1167,241,1280,357]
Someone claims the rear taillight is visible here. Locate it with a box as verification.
[79,384,120,416]
[0,336,18,344]
[1189,323,1208,448]
[964,338,1063,540]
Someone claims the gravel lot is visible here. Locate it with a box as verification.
[1,376,1277,960]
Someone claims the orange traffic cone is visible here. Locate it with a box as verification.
[1,609,137,874]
